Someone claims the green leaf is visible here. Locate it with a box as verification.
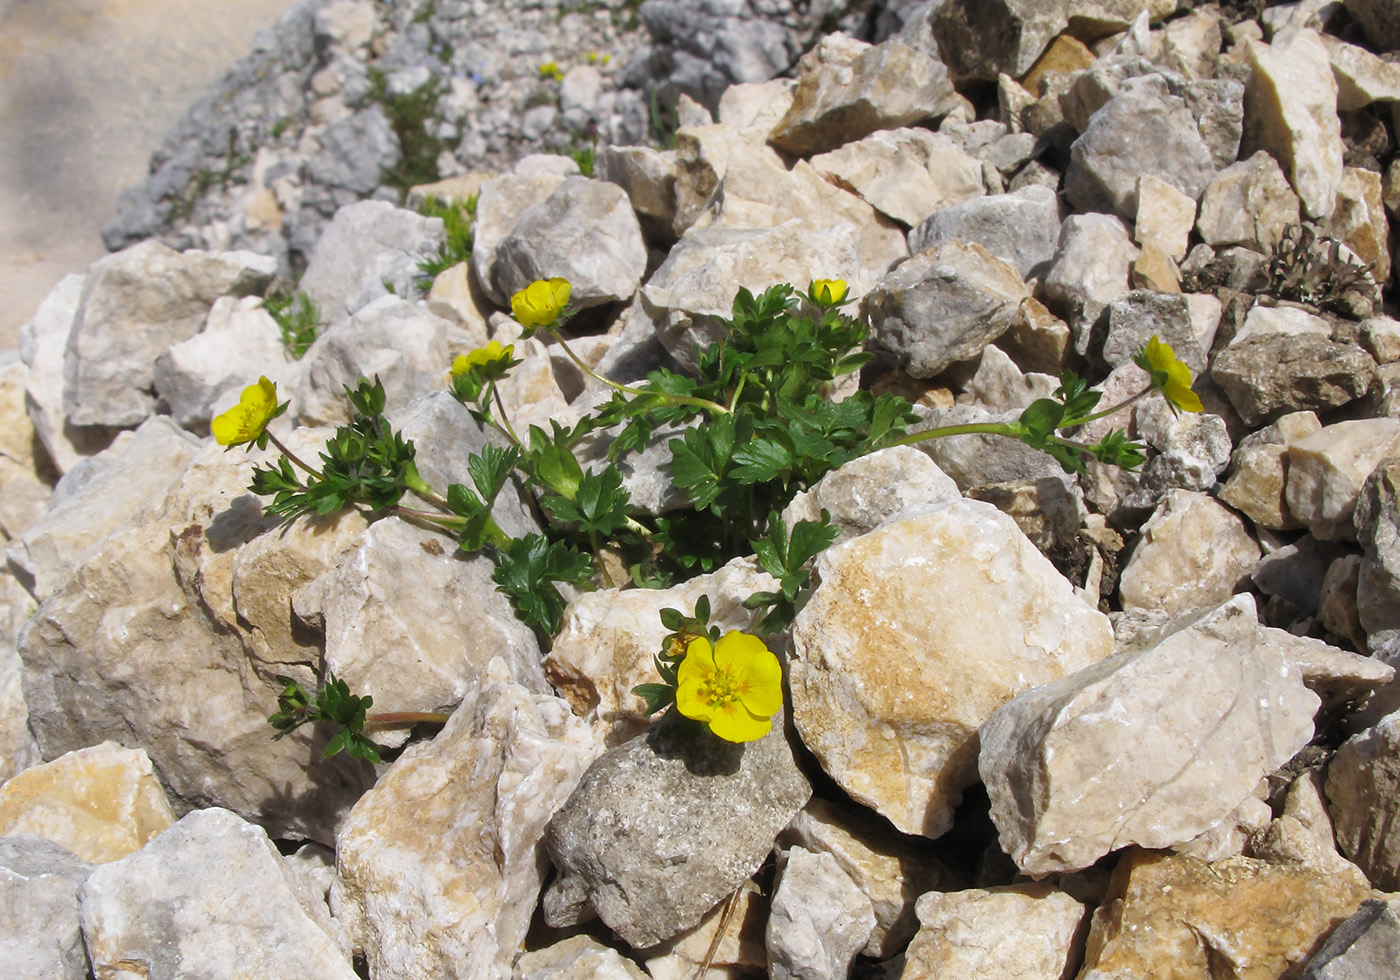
[632,683,675,714]
[530,441,585,501]
[467,444,520,502]
[1018,398,1065,440]
[730,437,795,485]
[668,415,737,512]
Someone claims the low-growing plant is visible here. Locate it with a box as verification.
[264,290,322,357]
[413,193,477,291]
[212,277,1198,753]
[367,68,450,197]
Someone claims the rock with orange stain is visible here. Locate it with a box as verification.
[0,741,174,863]
[1078,848,1373,980]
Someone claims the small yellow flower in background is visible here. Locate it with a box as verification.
[539,61,563,81]
[810,278,849,307]
[511,277,572,330]
[587,51,611,65]
[1134,334,1204,414]
[212,376,282,448]
[675,631,783,742]
[451,339,516,378]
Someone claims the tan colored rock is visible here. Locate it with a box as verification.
[1131,241,1182,292]
[1219,411,1323,531]
[783,446,959,547]
[1119,489,1261,618]
[406,173,490,212]
[1268,623,1396,710]
[644,885,767,980]
[424,262,490,347]
[1327,709,1400,890]
[0,742,174,863]
[1231,302,1332,346]
[0,641,39,783]
[1195,150,1301,252]
[332,658,599,980]
[1360,315,1400,364]
[901,882,1087,980]
[1134,175,1197,261]
[471,171,569,305]
[1286,418,1400,542]
[1322,33,1400,111]
[1019,34,1097,98]
[790,500,1115,838]
[997,296,1073,375]
[0,359,39,481]
[769,38,956,156]
[671,122,752,235]
[1242,30,1344,219]
[516,936,650,980]
[1251,768,1360,875]
[1043,213,1139,340]
[717,79,797,138]
[1324,166,1390,283]
[809,128,986,228]
[545,557,778,747]
[595,144,678,223]
[981,596,1319,875]
[1155,8,1224,80]
[1081,848,1372,979]
[1320,553,1368,649]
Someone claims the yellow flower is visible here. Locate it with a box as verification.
[510,277,572,330]
[810,278,848,306]
[451,340,515,378]
[539,61,563,81]
[1135,335,1203,414]
[211,376,281,447]
[675,631,783,742]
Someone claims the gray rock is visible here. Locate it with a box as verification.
[1286,419,1400,543]
[18,273,98,476]
[1355,457,1400,657]
[908,184,1062,280]
[1042,213,1138,344]
[1065,75,1218,221]
[913,405,1072,491]
[1211,334,1378,428]
[1327,710,1400,890]
[1196,151,1302,252]
[308,105,401,195]
[0,835,91,980]
[1096,290,1205,373]
[1120,398,1232,510]
[1300,898,1400,980]
[766,846,875,980]
[544,711,810,948]
[297,200,446,325]
[81,808,357,980]
[471,171,570,307]
[810,128,988,229]
[1251,536,1352,616]
[492,177,648,309]
[981,595,1319,875]
[596,145,678,221]
[62,241,276,429]
[866,241,1029,378]
[1345,0,1400,52]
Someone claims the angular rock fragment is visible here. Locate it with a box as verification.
[1211,333,1377,427]
[980,596,1318,874]
[1327,709,1400,891]
[471,169,570,306]
[1196,150,1301,252]
[901,883,1087,980]
[908,184,1061,279]
[516,935,650,980]
[1300,899,1400,980]
[810,128,986,228]
[1285,418,1400,542]
[766,846,875,980]
[0,835,91,980]
[1042,213,1138,343]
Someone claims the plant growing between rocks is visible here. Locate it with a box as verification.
[212,276,1197,752]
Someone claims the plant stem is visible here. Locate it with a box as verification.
[489,382,522,446]
[548,327,730,416]
[882,421,1023,449]
[1072,386,1154,427]
[364,710,450,729]
[266,432,322,479]
[402,463,452,512]
[393,505,467,531]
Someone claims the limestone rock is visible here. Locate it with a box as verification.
[641,884,768,980]
[0,742,175,864]
[81,807,357,980]
[544,557,779,747]
[1078,848,1372,980]
[766,846,875,980]
[515,935,650,980]
[1343,0,1400,53]
[1300,898,1400,980]
[1196,150,1302,252]
[307,104,400,196]
[670,122,753,236]
[1324,166,1390,284]
[17,273,100,475]
[425,262,491,347]
[1231,302,1333,346]
[492,177,648,309]
[331,659,599,980]
[1134,175,1198,261]
[1327,709,1400,890]
[1042,213,1139,343]
[1211,333,1377,427]
[908,184,1062,280]
[812,128,986,229]
[1355,456,1400,656]
[62,241,276,428]
[717,79,797,137]
[471,170,570,306]
[769,39,957,156]
[0,642,38,784]
[998,297,1074,375]
[1220,411,1322,530]
[1242,29,1344,219]
[1096,289,1205,373]
[1066,74,1219,221]
[790,501,1114,838]
[1286,419,1400,542]
[912,405,1071,491]
[866,241,1029,378]
[297,200,444,325]
[959,345,1059,413]
[1360,316,1400,365]
[1320,553,1368,650]
[791,441,960,534]
[544,711,810,948]
[0,835,91,980]
[596,145,678,221]
[900,882,1087,980]
[1121,397,1232,509]
[981,595,1319,874]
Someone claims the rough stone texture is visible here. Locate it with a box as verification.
[1066,74,1219,221]
[1077,848,1372,980]
[1300,899,1400,980]
[1134,174,1197,261]
[998,296,1073,375]
[1118,489,1261,619]
[780,798,953,959]
[1097,289,1205,374]
[1211,333,1377,428]
[1196,150,1302,252]
[1042,213,1139,342]
[81,807,357,980]
[810,128,987,228]
[471,169,570,307]
[769,38,957,156]
[1231,302,1333,346]
[1242,29,1344,219]
[1344,0,1400,55]
[766,845,875,980]
[596,144,678,222]
[515,935,650,980]
[297,200,445,326]
[900,882,1087,980]
[331,658,599,980]
[981,595,1319,874]
[908,184,1061,280]
[61,240,276,428]
[17,274,100,476]
[0,641,39,785]
[1355,456,1400,660]
[1219,411,1322,530]
[492,177,648,309]
[642,883,768,980]
[0,742,175,865]
[1121,398,1232,510]
[866,241,1029,379]
[0,835,91,980]
[959,345,1058,414]
[1324,166,1391,284]
[782,446,961,547]
[790,501,1114,838]
[1286,419,1400,542]
[1327,709,1400,891]
[544,710,810,949]
[544,556,779,748]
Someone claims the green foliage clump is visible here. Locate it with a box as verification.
[367,68,449,198]
[413,193,477,291]
[264,290,322,358]
[270,673,382,762]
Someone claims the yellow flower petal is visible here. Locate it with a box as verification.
[675,631,782,742]
[211,376,279,447]
[712,631,783,717]
[510,277,572,329]
[810,278,848,306]
[451,340,514,377]
[706,702,773,742]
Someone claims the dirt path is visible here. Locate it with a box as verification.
[0,0,295,348]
